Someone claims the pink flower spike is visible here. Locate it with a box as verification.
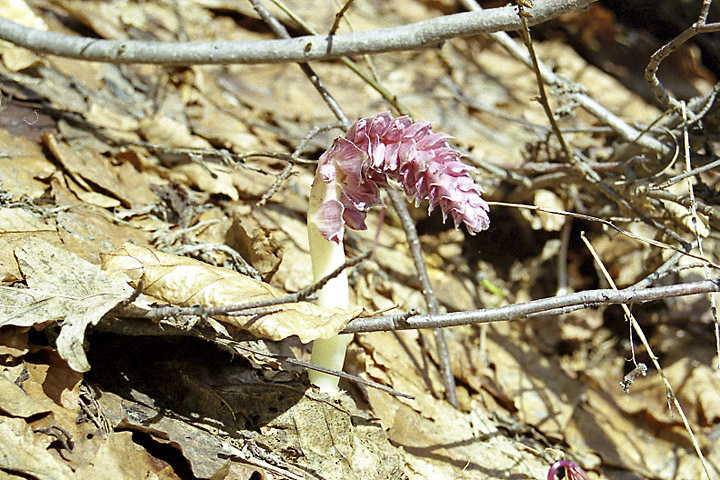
[314,112,490,242]
[547,460,589,480]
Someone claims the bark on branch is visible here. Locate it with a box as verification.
[0,0,595,65]
[343,278,720,333]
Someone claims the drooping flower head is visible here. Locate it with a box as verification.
[312,112,490,243]
[547,460,589,480]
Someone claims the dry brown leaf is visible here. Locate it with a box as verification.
[624,357,720,428]
[171,163,240,200]
[0,376,50,418]
[0,417,75,480]
[140,114,212,150]
[101,243,361,342]
[74,431,182,480]
[0,326,29,357]
[260,393,404,480]
[225,212,284,281]
[97,390,239,478]
[85,102,141,133]
[0,129,57,199]
[44,132,150,208]
[2,238,135,371]
[427,267,475,311]
[357,330,552,480]
[0,207,58,282]
[65,175,122,208]
[564,388,682,477]
[187,102,266,152]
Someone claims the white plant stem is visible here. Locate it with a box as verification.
[307,176,351,393]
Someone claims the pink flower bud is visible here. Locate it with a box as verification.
[313,112,490,243]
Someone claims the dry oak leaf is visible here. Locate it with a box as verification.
[101,244,361,343]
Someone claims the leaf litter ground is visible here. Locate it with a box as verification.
[1,1,720,479]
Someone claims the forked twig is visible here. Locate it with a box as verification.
[458,0,670,154]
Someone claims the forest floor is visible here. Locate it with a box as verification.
[1,1,720,479]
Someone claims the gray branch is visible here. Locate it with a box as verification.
[0,0,595,65]
[342,278,720,333]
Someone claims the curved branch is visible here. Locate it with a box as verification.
[0,0,595,65]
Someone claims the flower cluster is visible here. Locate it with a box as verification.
[313,112,490,243]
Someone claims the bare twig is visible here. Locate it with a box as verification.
[645,0,720,112]
[114,248,372,320]
[516,1,572,161]
[581,232,714,480]
[247,0,348,126]
[269,0,413,116]
[459,0,669,155]
[342,278,720,333]
[328,0,356,37]
[647,190,720,230]
[680,102,720,369]
[257,123,344,206]
[194,328,413,398]
[650,157,720,191]
[0,1,596,65]
[488,202,718,269]
[386,188,459,408]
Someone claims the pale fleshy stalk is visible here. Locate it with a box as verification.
[306,112,490,394]
[307,175,351,393]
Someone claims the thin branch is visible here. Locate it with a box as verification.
[645,0,720,113]
[269,0,413,116]
[680,102,720,370]
[488,201,718,269]
[247,0,348,127]
[194,327,413,399]
[114,249,372,320]
[329,0,357,36]
[386,188,459,408]
[581,232,714,480]
[342,278,720,333]
[516,1,572,161]
[0,0,595,65]
[458,0,669,155]
[257,123,344,206]
[648,190,720,230]
[650,156,720,190]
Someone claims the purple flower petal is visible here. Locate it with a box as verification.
[312,199,345,244]
[547,460,589,480]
